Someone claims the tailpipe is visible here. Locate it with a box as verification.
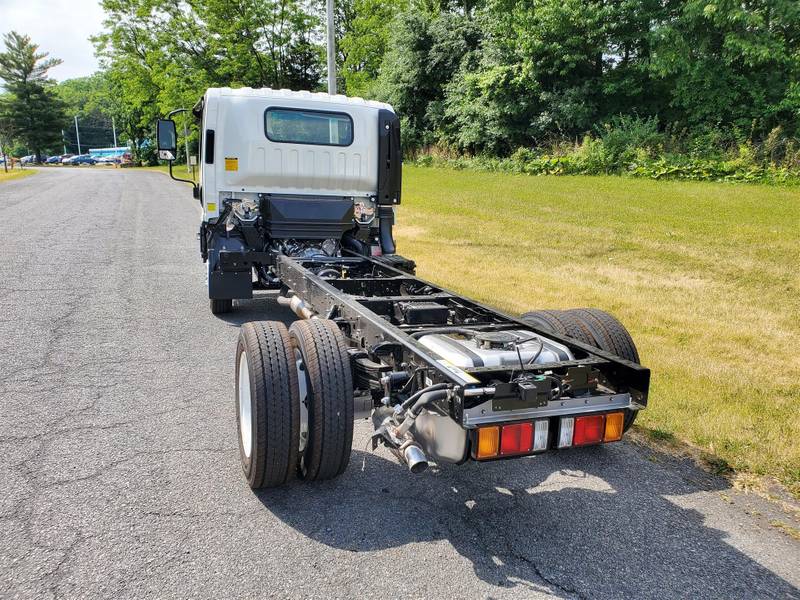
[402,444,428,474]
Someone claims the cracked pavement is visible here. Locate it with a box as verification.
[1,167,799,599]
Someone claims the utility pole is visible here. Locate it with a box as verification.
[61,130,67,155]
[74,115,81,154]
[112,116,117,148]
[326,0,337,95]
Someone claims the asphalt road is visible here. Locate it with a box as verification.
[1,167,798,599]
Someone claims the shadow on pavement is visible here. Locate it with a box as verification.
[256,448,798,599]
[213,292,297,328]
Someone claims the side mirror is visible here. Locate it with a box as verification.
[157,119,177,161]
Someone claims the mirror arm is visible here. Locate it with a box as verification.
[165,108,198,192]
[168,160,197,188]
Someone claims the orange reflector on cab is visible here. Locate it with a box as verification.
[476,426,500,459]
[604,411,624,442]
[573,415,605,446]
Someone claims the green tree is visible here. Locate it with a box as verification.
[0,102,14,171]
[441,0,665,153]
[0,31,67,158]
[649,0,800,134]
[336,0,406,97]
[375,8,481,147]
[57,74,118,151]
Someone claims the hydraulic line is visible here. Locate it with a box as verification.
[399,383,449,410]
[409,328,478,339]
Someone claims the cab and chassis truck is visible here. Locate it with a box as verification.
[157,88,650,488]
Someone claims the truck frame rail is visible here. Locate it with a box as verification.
[275,252,650,429]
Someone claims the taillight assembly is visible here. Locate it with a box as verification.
[475,411,627,459]
[476,426,500,459]
[476,419,549,459]
[500,422,533,455]
[533,419,549,451]
[557,411,626,448]
[558,417,574,448]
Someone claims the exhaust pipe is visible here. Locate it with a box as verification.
[401,443,428,474]
[277,295,315,319]
[372,406,429,474]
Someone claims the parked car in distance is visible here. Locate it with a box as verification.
[45,156,61,164]
[96,156,120,165]
[60,154,75,164]
[65,154,96,166]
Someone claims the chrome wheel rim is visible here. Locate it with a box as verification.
[295,349,309,453]
[238,352,252,459]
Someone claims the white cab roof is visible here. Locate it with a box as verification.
[207,87,393,112]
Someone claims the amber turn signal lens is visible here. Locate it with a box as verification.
[476,426,500,459]
[604,411,624,442]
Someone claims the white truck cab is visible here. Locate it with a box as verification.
[157,87,403,314]
[199,88,393,220]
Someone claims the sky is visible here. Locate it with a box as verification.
[0,0,106,81]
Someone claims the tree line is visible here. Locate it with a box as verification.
[0,33,118,162]
[2,0,799,174]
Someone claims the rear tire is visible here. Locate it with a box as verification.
[210,298,233,314]
[564,308,640,363]
[563,308,641,430]
[290,319,354,481]
[523,308,641,431]
[520,310,568,335]
[235,321,300,489]
[521,309,595,345]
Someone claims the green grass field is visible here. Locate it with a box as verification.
[0,169,35,183]
[398,166,800,495]
[141,164,198,181]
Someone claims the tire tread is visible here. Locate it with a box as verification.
[291,319,353,481]
[236,321,299,488]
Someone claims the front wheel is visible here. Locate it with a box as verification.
[210,298,233,314]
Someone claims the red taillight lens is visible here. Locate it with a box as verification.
[573,415,605,446]
[500,422,534,455]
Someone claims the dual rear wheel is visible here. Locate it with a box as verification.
[521,308,641,430]
[234,319,354,489]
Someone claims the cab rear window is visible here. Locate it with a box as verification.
[265,108,353,146]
